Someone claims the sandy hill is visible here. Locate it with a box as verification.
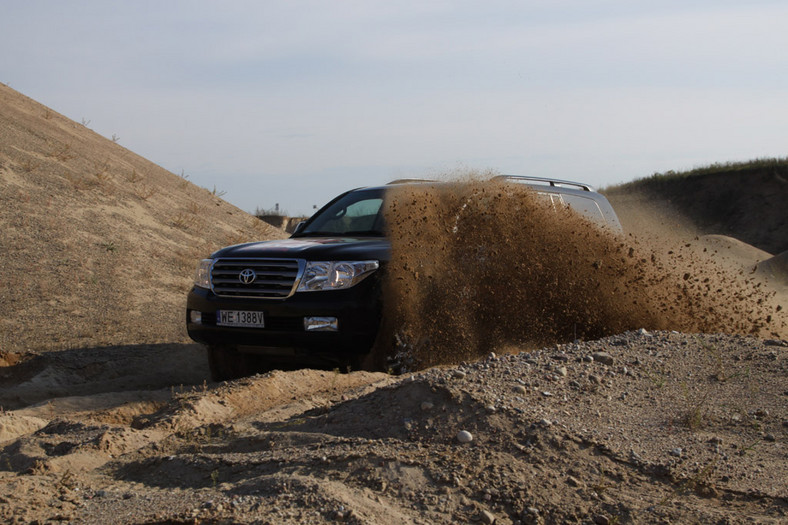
[0,84,284,354]
[603,161,788,255]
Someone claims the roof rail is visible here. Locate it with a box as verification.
[386,178,438,185]
[493,175,594,192]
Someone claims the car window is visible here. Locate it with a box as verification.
[560,194,606,224]
[300,189,385,236]
[532,191,562,211]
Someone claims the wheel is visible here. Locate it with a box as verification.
[339,352,365,373]
[206,345,256,382]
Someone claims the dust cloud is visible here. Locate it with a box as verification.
[381,179,783,369]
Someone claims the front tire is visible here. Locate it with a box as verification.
[206,345,256,382]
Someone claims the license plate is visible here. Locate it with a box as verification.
[216,310,265,328]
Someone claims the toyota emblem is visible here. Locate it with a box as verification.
[239,268,257,284]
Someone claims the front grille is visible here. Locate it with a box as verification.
[211,258,303,298]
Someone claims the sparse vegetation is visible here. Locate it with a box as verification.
[210,185,227,198]
[19,158,39,173]
[681,382,711,431]
[605,157,788,192]
[93,159,112,182]
[172,211,199,231]
[126,169,142,184]
[186,201,202,215]
[133,183,157,200]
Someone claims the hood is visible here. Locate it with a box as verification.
[212,237,391,262]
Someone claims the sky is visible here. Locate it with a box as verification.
[2,1,787,216]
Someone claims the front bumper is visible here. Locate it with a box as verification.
[186,275,381,360]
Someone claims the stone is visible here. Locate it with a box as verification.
[480,509,496,524]
[456,430,473,443]
[592,352,614,366]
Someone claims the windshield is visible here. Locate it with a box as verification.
[296,188,386,237]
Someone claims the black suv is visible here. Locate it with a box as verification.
[186,176,621,381]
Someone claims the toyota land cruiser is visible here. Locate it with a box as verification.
[186,176,622,381]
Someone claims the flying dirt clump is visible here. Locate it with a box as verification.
[382,179,783,368]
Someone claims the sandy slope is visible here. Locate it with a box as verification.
[0,83,284,353]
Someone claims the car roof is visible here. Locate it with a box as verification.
[356,175,596,195]
[351,175,621,231]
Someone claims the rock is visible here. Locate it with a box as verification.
[421,401,434,411]
[522,507,541,525]
[539,418,553,427]
[480,509,496,524]
[593,515,610,525]
[670,447,682,457]
[513,385,527,395]
[556,366,568,377]
[456,430,473,443]
[592,352,614,366]
[567,475,582,487]
[453,370,467,379]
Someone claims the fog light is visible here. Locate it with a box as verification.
[189,310,202,324]
[304,316,339,332]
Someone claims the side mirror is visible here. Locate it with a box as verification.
[292,221,306,234]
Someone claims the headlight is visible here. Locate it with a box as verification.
[194,259,213,289]
[297,260,379,292]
